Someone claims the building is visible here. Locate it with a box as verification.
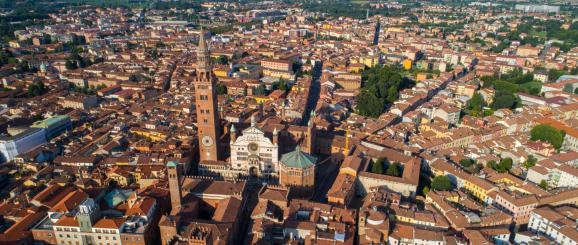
[515,4,560,13]
[357,156,421,198]
[31,115,72,139]
[31,189,159,245]
[229,117,280,180]
[195,30,221,162]
[279,147,317,191]
[528,206,578,244]
[161,161,247,245]
[261,59,293,72]
[60,95,98,110]
[0,127,46,162]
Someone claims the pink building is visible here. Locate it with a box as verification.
[494,191,538,224]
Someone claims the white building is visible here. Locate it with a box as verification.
[229,116,280,179]
[553,165,578,188]
[0,127,46,162]
[528,206,578,245]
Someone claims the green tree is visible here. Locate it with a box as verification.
[27,81,46,97]
[539,180,548,189]
[371,158,385,174]
[531,124,565,149]
[467,92,486,117]
[356,89,384,117]
[253,84,266,95]
[459,158,475,168]
[496,158,513,173]
[575,87,578,95]
[422,186,430,196]
[65,59,77,70]
[216,55,228,65]
[431,176,452,191]
[523,155,538,170]
[548,69,566,82]
[385,162,401,177]
[492,93,516,110]
[356,65,414,117]
[216,84,227,95]
[273,78,290,92]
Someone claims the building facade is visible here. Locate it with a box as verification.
[229,117,280,179]
[279,147,317,189]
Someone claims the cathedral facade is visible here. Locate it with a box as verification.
[229,116,280,179]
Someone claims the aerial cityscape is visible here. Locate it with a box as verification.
[0,0,577,244]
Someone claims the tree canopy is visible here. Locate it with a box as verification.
[371,158,385,174]
[488,158,514,173]
[531,124,565,150]
[385,162,402,177]
[356,65,414,117]
[431,176,452,191]
[466,92,486,117]
[28,81,46,97]
[216,84,227,95]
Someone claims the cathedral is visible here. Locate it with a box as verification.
[191,29,318,186]
[229,116,280,179]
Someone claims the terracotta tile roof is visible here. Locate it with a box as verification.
[54,215,78,227]
[50,190,88,213]
[93,218,125,229]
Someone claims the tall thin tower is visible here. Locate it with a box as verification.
[194,30,221,161]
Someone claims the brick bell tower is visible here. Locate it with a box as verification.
[195,29,220,161]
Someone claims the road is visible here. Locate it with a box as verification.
[302,59,323,125]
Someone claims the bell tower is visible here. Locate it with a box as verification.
[194,29,220,161]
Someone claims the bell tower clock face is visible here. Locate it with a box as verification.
[248,142,259,153]
[202,136,214,147]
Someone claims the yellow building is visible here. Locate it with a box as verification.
[213,66,229,77]
[463,177,496,203]
[402,59,413,70]
[360,56,380,68]
[416,73,427,81]
[130,127,168,142]
[253,95,273,104]
[348,63,365,73]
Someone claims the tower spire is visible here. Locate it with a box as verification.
[197,28,211,73]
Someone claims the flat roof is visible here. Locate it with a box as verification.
[31,115,70,129]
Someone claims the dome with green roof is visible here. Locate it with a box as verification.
[166,161,177,167]
[280,147,317,169]
[104,188,134,208]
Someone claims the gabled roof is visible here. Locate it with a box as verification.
[50,190,88,213]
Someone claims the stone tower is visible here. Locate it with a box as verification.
[303,112,316,154]
[195,29,221,161]
[167,161,182,210]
